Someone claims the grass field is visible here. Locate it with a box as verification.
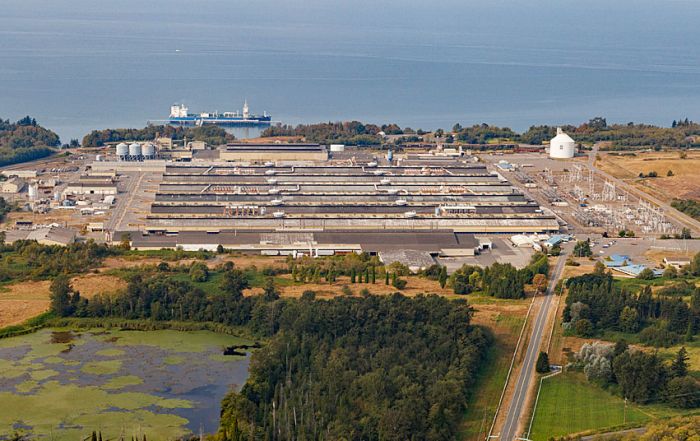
[460,307,528,441]
[596,151,700,202]
[529,372,649,439]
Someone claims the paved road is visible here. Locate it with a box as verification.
[499,251,568,441]
[588,144,700,234]
[105,171,141,232]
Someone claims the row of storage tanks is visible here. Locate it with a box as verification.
[116,142,157,160]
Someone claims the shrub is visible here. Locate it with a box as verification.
[639,323,680,348]
[392,278,407,290]
[666,376,700,408]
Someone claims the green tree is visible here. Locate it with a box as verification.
[50,274,73,317]
[221,269,249,301]
[671,347,689,378]
[612,350,667,403]
[536,352,550,373]
[575,318,594,337]
[663,265,678,279]
[637,268,655,280]
[189,261,209,282]
[619,306,640,333]
[573,240,592,257]
[666,376,700,408]
[262,277,280,301]
[594,261,606,275]
[439,266,448,289]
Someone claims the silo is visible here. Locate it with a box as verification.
[116,143,129,161]
[549,128,576,159]
[129,143,142,160]
[143,143,156,159]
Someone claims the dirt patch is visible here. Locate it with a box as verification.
[563,260,596,278]
[70,274,128,299]
[644,249,695,265]
[0,280,51,328]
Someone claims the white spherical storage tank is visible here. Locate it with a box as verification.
[549,128,576,159]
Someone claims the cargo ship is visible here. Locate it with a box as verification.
[167,101,271,126]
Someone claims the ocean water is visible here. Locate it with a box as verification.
[1,0,699,142]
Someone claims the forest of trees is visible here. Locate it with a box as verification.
[261,121,384,146]
[81,124,236,147]
[0,116,59,166]
[563,253,700,346]
[219,295,489,441]
[671,199,700,221]
[47,261,490,441]
[575,341,700,408]
[0,239,115,283]
[261,117,700,150]
[449,252,549,297]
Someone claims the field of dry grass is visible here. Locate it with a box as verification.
[0,280,51,328]
[596,151,700,202]
[244,274,456,298]
[0,274,129,328]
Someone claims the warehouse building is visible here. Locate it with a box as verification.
[219,143,329,162]
[124,162,560,253]
[63,182,118,196]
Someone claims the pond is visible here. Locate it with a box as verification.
[0,328,252,440]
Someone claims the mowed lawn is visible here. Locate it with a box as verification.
[529,373,649,439]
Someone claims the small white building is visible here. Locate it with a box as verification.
[549,128,576,159]
[663,256,691,270]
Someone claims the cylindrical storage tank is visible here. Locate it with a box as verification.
[129,143,142,159]
[95,154,103,162]
[116,143,129,159]
[330,144,345,152]
[28,184,38,200]
[53,191,60,201]
[549,128,575,159]
[143,143,156,159]
[387,150,394,162]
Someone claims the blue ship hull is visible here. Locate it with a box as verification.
[169,115,271,126]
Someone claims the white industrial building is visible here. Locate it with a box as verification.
[63,182,117,196]
[549,128,576,159]
[1,178,26,194]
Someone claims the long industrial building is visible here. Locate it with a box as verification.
[142,163,559,235]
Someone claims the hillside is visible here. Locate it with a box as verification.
[0,116,59,166]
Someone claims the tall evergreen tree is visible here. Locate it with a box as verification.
[671,347,689,378]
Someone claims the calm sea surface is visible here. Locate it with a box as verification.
[1,0,699,141]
